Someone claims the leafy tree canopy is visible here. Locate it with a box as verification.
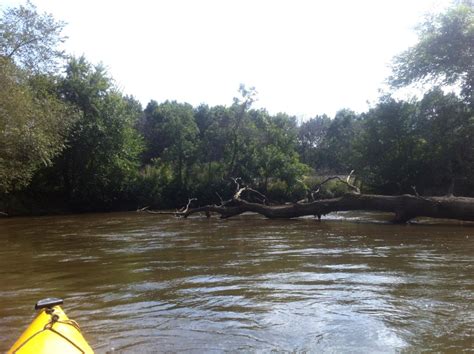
[52,56,144,208]
[0,57,74,194]
[0,0,66,74]
[390,2,474,102]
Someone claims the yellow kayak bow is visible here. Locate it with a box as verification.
[8,298,94,354]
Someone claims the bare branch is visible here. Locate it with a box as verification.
[178,198,197,214]
[230,177,243,194]
[215,192,224,206]
[234,187,246,200]
[236,187,268,204]
[346,170,355,184]
[313,172,360,195]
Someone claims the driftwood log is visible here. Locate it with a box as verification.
[172,175,474,223]
[177,192,474,223]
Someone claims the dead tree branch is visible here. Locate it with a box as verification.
[306,171,360,201]
[178,198,198,214]
[146,174,474,224]
[177,193,474,223]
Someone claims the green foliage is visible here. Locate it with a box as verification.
[252,111,308,189]
[2,1,474,214]
[353,90,474,195]
[309,177,355,199]
[225,85,258,178]
[297,110,361,174]
[297,4,474,197]
[47,56,144,209]
[0,1,66,73]
[415,89,474,193]
[136,91,310,207]
[320,109,361,173]
[0,57,74,194]
[390,3,474,103]
[140,100,198,191]
[130,159,173,209]
[353,97,424,194]
[0,2,72,196]
[297,115,331,166]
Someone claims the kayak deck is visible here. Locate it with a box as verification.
[8,299,93,354]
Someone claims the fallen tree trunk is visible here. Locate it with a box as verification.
[177,193,474,223]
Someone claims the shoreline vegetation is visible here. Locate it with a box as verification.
[1,2,473,221]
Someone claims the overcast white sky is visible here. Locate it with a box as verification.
[3,0,452,118]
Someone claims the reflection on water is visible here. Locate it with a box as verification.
[0,212,473,352]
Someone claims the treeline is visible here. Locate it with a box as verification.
[300,91,473,196]
[1,2,473,214]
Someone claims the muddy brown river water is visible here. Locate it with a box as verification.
[0,212,473,352]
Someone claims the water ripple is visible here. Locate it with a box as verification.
[0,212,472,352]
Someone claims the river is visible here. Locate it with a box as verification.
[0,212,472,352]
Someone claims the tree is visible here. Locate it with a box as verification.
[0,2,72,195]
[253,111,308,194]
[0,1,66,73]
[390,3,474,104]
[173,174,474,224]
[0,57,74,194]
[193,104,231,185]
[297,114,331,168]
[140,100,198,190]
[51,56,143,209]
[415,88,474,195]
[351,90,473,196]
[385,2,474,195]
[319,109,361,173]
[226,84,258,178]
[354,97,423,194]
